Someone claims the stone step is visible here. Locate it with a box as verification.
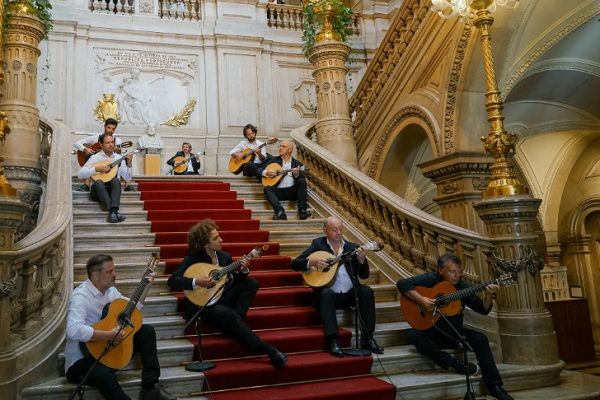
[73,209,149,223]
[73,199,146,213]
[267,228,323,243]
[73,232,156,249]
[74,247,160,265]
[20,364,202,400]
[73,261,167,280]
[73,220,152,235]
[72,190,141,201]
[259,219,325,230]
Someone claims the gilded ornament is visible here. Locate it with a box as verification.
[162,98,197,127]
[93,93,121,123]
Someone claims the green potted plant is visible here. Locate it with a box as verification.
[301,0,352,56]
[3,0,53,38]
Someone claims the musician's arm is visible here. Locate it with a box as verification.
[117,155,133,181]
[166,152,179,166]
[77,153,102,179]
[463,282,495,315]
[73,135,95,152]
[257,157,278,178]
[167,256,196,291]
[66,292,119,343]
[396,273,437,309]
[291,240,321,272]
[191,154,201,171]
[229,142,245,158]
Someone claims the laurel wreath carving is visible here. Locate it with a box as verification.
[162,99,196,127]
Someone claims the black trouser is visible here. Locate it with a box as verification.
[90,177,121,211]
[189,278,271,353]
[175,171,199,175]
[66,324,160,400]
[264,176,308,213]
[408,325,503,389]
[318,285,376,342]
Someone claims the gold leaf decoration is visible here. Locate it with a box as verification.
[162,99,196,127]
[93,93,121,123]
[0,112,11,144]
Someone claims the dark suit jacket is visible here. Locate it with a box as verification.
[166,151,200,174]
[291,237,370,282]
[256,156,304,180]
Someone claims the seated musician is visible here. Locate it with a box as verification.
[167,219,288,366]
[396,253,513,400]
[257,140,311,220]
[73,118,121,192]
[229,124,269,178]
[291,216,383,357]
[77,133,132,223]
[166,142,200,175]
[65,254,175,400]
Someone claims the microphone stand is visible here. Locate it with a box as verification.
[432,306,477,400]
[342,252,370,357]
[183,283,227,372]
[67,324,128,400]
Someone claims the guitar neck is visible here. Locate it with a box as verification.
[439,278,500,304]
[122,269,151,317]
[215,260,244,280]
[108,154,127,169]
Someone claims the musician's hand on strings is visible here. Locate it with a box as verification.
[233,152,244,160]
[484,284,499,301]
[265,170,277,178]
[126,152,134,167]
[84,147,95,155]
[108,326,126,345]
[291,167,300,178]
[95,164,111,173]
[356,247,367,264]
[308,258,329,272]
[145,272,156,284]
[195,276,216,288]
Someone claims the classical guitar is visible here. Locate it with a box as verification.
[184,245,269,306]
[84,254,159,370]
[77,140,133,166]
[261,165,308,187]
[302,241,382,288]
[170,153,201,174]
[400,273,517,331]
[228,137,278,174]
[91,149,140,182]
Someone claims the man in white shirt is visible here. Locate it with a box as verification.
[77,133,133,223]
[257,140,311,220]
[73,118,123,192]
[65,254,175,400]
[229,124,269,178]
[291,216,383,357]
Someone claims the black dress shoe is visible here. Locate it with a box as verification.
[327,340,344,357]
[298,210,312,220]
[487,386,514,400]
[361,338,384,354]
[273,210,287,220]
[268,348,288,366]
[107,212,126,223]
[450,359,479,375]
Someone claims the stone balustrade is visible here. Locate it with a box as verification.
[159,0,201,20]
[0,119,73,397]
[89,0,135,14]
[265,1,361,35]
[291,123,494,283]
[349,0,428,133]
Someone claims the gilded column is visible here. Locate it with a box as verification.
[0,1,46,238]
[470,8,558,365]
[306,2,358,167]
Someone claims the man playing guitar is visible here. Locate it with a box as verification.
[65,254,175,400]
[291,216,383,357]
[229,124,270,178]
[167,219,288,366]
[166,142,201,175]
[77,133,132,223]
[397,253,513,400]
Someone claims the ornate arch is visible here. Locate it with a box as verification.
[367,105,439,179]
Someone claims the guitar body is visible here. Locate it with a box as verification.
[261,163,286,187]
[228,149,254,174]
[85,298,143,369]
[77,143,102,166]
[91,160,120,182]
[302,251,340,288]
[183,262,228,306]
[400,281,463,331]
[173,156,189,174]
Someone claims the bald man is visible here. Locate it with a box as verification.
[291,216,383,357]
[257,140,311,220]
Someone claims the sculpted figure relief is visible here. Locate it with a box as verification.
[118,68,162,125]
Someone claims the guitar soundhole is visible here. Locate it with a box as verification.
[210,271,220,281]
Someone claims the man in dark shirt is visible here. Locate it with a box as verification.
[396,253,513,400]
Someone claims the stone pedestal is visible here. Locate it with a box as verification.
[419,152,492,235]
[474,196,559,365]
[308,41,358,167]
[143,153,161,176]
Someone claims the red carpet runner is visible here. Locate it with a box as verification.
[138,180,396,400]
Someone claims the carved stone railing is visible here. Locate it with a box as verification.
[159,0,202,20]
[292,124,494,283]
[89,0,135,14]
[349,0,428,131]
[0,119,73,398]
[265,1,361,35]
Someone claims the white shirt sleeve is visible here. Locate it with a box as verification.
[230,140,247,155]
[77,152,102,179]
[74,134,99,151]
[65,292,95,343]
